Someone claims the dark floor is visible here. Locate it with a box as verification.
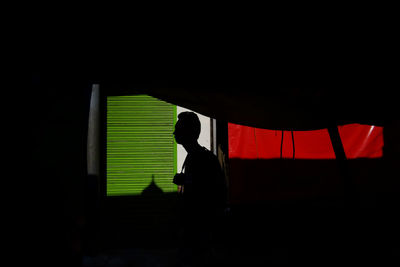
[82,246,400,266]
[81,202,400,266]
[82,248,180,267]
[81,246,291,266]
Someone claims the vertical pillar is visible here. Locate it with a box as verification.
[87,84,101,176]
[327,124,356,206]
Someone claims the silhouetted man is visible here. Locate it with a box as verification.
[173,112,227,266]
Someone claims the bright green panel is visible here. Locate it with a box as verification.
[107,95,177,196]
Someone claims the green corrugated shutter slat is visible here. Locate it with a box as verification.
[107,95,177,196]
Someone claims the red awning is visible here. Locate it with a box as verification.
[228,123,383,159]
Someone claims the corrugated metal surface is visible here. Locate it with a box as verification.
[107,95,177,196]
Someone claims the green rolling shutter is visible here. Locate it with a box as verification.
[107,95,177,196]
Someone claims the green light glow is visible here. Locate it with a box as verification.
[107,95,177,196]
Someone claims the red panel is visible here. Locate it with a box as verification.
[338,124,383,159]
[228,123,383,160]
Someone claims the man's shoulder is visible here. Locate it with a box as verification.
[190,147,218,163]
[200,148,222,170]
[200,147,218,159]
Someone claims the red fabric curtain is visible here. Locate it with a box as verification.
[228,123,383,159]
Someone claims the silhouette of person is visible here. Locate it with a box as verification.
[173,112,227,266]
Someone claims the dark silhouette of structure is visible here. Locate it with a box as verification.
[142,175,164,196]
[173,111,227,266]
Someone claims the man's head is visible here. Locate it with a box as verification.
[173,112,201,145]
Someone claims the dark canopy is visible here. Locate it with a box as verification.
[105,86,392,131]
[32,56,396,131]
[96,56,394,130]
